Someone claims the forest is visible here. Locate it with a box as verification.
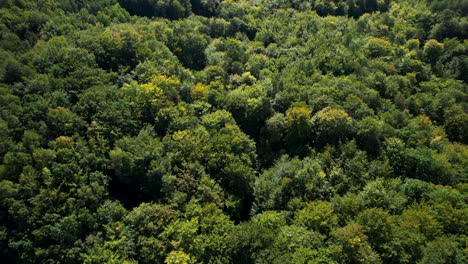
[0,0,467,263]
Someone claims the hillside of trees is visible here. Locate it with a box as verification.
[0,0,467,263]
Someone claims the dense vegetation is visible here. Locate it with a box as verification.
[0,0,467,263]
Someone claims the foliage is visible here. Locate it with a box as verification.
[0,0,466,263]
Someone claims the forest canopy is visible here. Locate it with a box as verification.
[0,0,467,263]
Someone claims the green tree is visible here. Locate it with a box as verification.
[312,107,354,148]
[329,223,382,264]
[294,201,338,235]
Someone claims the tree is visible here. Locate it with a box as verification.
[124,202,179,263]
[164,250,197,264]
[46,107,85,137]
[367,38,392,58]
[206,38,248,74]
[254,156,331,213]
[294,201,338,235]
[423,39,444,64]
[255,225,331,264]
[167,20,209,70]
[285,106,313,155]
[329,223,382,264]
[229,211,286,264]
[358,178,407,214]
[418,236,466,264]
[312,107,354,148]
[29,36,95,78]
[398,204,443,240]
[109,128,170,204]
[356,208,394,260]
[445,112,468,144]
[118,0,192,19]
[357,116,390,156]
[223,84,272,139]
